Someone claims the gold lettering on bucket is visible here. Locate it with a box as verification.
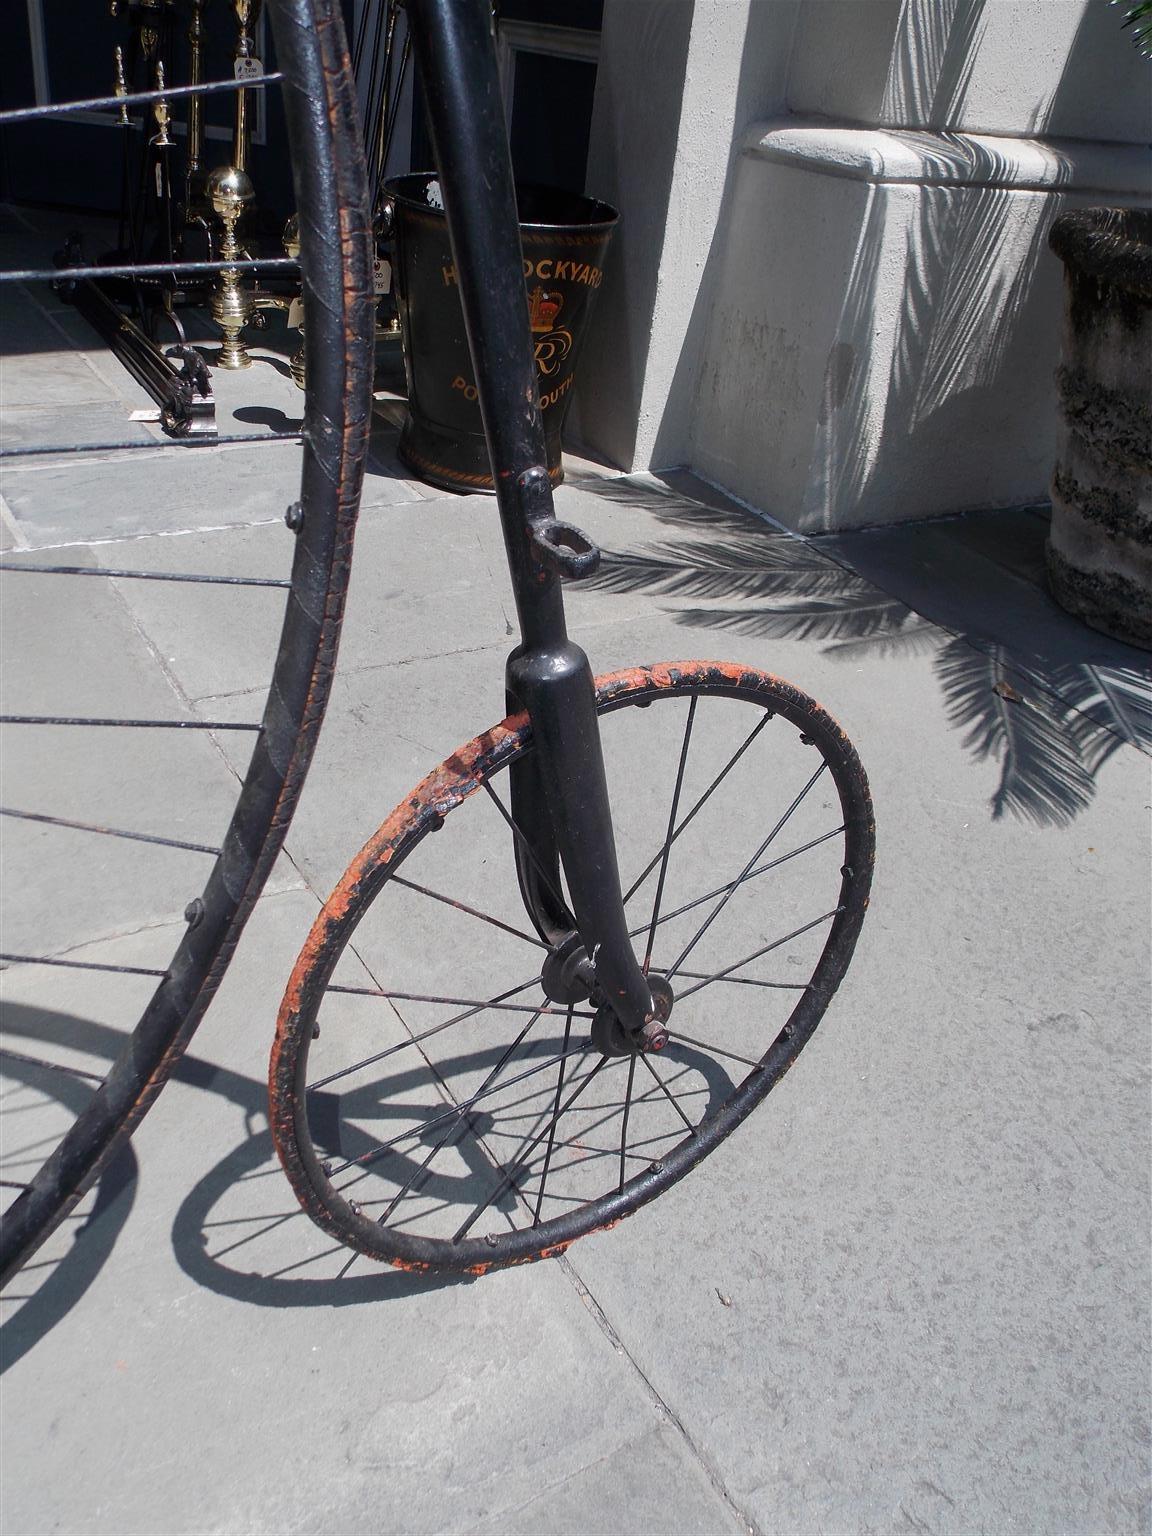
[444,257,601,289]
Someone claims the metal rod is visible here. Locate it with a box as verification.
[0,73,283,125]
[0,807,220,855]
[0,716,262,730]
[452,1054,609,1242]
[3,257,298,286]
[663,1031,760,1069]
[0,954,167,978]
[0,432,302,458]
[331,1037,594,1178]
[674,910,844,1003]
[623,711,774,904]
[326,984,586,1018]
[308,974,546,1091]
[376,1006,545,1225]
[666,761,829,980]
[532,1006,574,1226]
[643,694,696,971]
[630,828,845,939]
[0,564,289,588]
[389,874,548,949]
[639,1052,696,1135]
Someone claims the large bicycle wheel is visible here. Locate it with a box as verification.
[0,0,373,1287]
[270,661,875,1275]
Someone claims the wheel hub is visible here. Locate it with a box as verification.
[541,932,595,1004]
[592,972,675,1057]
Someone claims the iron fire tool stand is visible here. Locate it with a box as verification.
[407,0,667,1059]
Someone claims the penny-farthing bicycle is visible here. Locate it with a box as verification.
[1,0,874,1289]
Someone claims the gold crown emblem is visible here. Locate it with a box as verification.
[528,286,564,333]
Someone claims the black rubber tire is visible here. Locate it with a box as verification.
[0,0,374,1288]
[271,662,875,1275]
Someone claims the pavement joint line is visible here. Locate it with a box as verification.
[0,879,311,975]
[0,518,286,553]
[556,1252,763,1536]
[102,567,260,786]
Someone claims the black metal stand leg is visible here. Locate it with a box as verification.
[407,0,653,1035]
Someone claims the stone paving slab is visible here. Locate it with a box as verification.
[0,551,299,957]
[0,890,742,1536]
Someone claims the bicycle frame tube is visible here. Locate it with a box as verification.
[406,0,653,1035]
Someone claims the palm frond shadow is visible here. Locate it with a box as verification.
[583,482,1149,827]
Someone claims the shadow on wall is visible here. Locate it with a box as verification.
[809,135,1069,527]
[583,477,1151,828]
[651,0,1096,527]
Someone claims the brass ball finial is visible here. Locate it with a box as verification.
[207,165,255,225]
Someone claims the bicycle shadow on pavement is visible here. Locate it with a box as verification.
[2,999,740,1346]
[1,1007,140,1375]
[0,1001,460,1370]
[584,476,1151,827]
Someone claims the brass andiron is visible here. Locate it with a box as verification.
[282,214,305,390]
[207,165,255,369]
[112,46,130,126]
[151,61,172,147]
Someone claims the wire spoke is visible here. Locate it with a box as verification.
[0,806,220,856]
[0,563,289,588]
[2,257,298,287]
[532,1007,574,1226]
[667,761,828,980]
[482,780,569,919]
[0,1049,106,1084]
[627,828,844,941]
[673,970,807,992]
[328,1036,593,1178]
[639,1052,697,1135]
[308,973,545,1090]
[643,695,697,971]
[618,1055,638,1193]
[0,953,166,978]
[389,874,548,949]
[327,984,584,1018]
[377,1008,546,1225]
[664,1031,760,1069]
[0,72,284,126]
[623,710,773,904]
[0,715,261,731]
[452,1053,611,1243]
[0,433,301,461]
[674,909,842,1002]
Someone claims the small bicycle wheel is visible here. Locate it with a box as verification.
[270,661,875,1275]
[0,0,373,1286]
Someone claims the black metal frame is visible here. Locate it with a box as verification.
[407,0,654,1040]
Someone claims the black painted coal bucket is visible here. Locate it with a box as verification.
[384,173,618,493]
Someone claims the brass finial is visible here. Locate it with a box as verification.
[207,165,256,369]
[113,45,130,126]
[152,61,172,146]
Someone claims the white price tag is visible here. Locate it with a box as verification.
[155,161,164,197]
[287,297,304,331]
[373,258,391,296]
[234,55,263,82]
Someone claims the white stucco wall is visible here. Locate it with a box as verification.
[570,0,801,472]
[575,0,1152,530]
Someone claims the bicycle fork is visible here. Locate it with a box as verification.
[408,0,660,1048]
